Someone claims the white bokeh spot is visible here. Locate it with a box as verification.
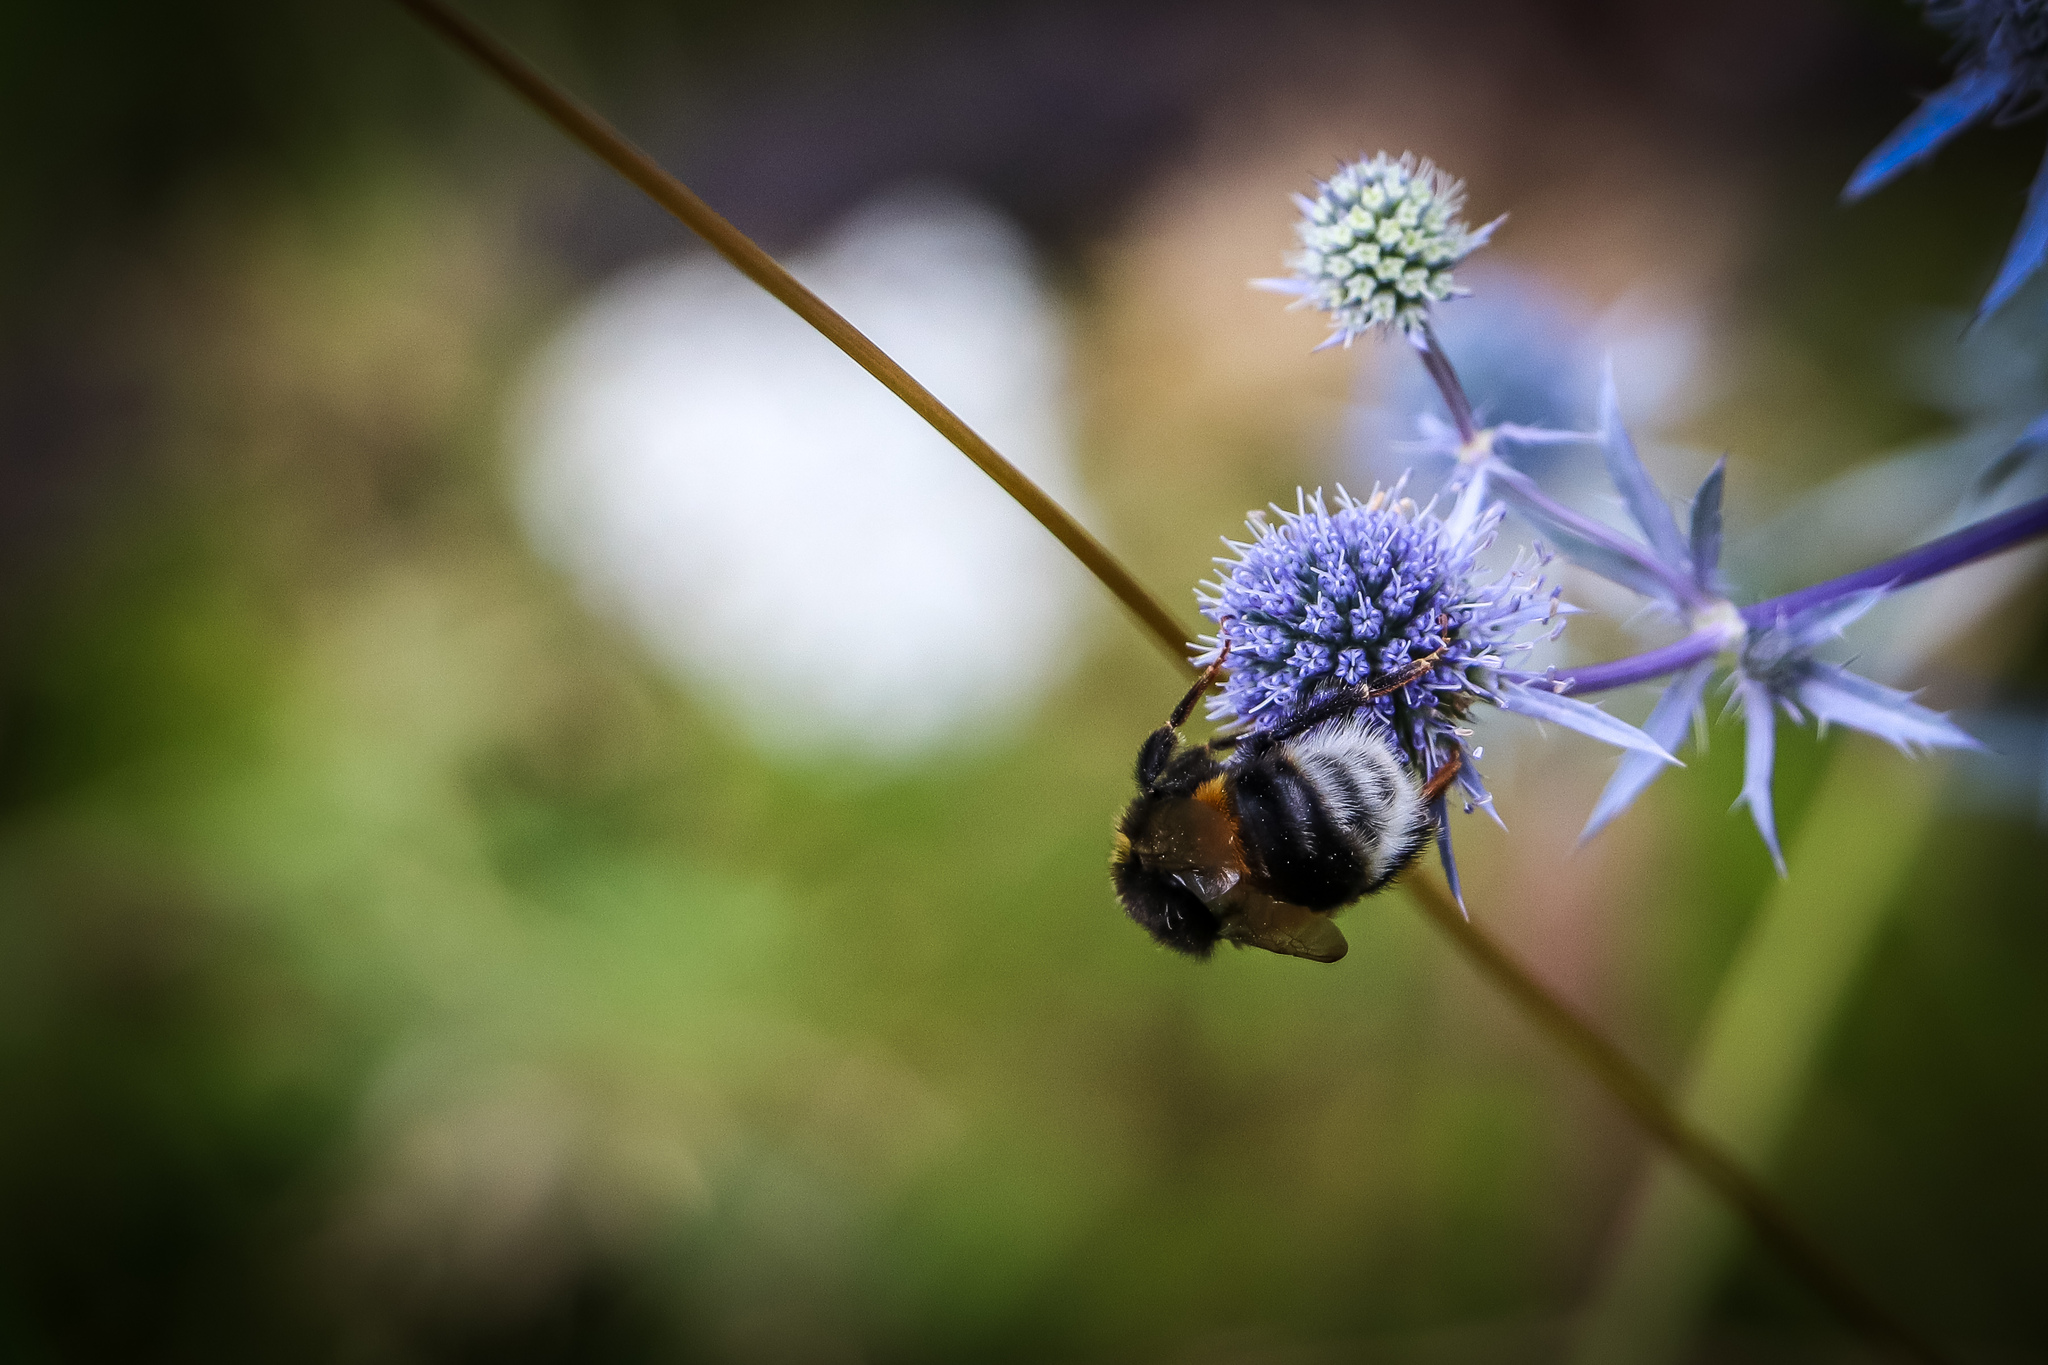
[513,188,1089,760]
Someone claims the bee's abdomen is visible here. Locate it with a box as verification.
[1228,757,1371,910]
[1233,722,1432,907]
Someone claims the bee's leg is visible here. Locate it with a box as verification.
[1247,648,1453,753]
[1139,642,1232,790]
[1360,645,1448,701]
[1420,749,1463,803]
[1168,639,1233,729]
[1254,689,1371,746]
[1254,646,1451,747]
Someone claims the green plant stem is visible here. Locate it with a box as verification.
[392,0,1195,674]
[1571,745,1958,1364]
[395,8,1945,1360]
[1404,871,1949,1365]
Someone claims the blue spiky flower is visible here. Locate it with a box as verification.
[1932,0,2048,108]
[1257,153,1500,346]
[1847,0,2048,319]
[1518,374,1988,870]
[1192,482,1676,897]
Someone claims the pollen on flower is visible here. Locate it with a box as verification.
[1262,152,1499,346]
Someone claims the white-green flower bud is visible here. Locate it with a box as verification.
[1261,151,1499,346]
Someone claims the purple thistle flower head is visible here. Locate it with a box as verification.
[1193,482,1679,896]
[1196,483,1546,755]
[1254,153,1502,347]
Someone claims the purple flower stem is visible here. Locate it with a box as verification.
[1408,324,1709,612]
[1743,493,2048,626]
[1544,630,1725,695]
[1544,492,2048,696]
[1414,324,1479,443]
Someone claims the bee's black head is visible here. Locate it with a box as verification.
[1111,799,1222,958]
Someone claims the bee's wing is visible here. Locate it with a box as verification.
[1174,866,1241,902]
[1216,891,1348,963]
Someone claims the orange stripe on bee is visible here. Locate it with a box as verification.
[1193,776,1247,863]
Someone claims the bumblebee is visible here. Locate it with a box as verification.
[1111,644,1461,962]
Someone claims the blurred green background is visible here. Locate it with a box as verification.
[3,2,2045,1361]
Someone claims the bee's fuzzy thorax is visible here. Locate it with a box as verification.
[1110,803,1222,958]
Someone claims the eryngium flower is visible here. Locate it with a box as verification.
[1846,0,2048,319]
[1931,0,2048,112]
[1258,153,1500,346]
[1731,591,1983,869]
[1192,484,1675,895]
[1540,373,1986,867]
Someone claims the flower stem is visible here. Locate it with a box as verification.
[1404,871,1952,1365]
[1546,492,2048,696]
[393,0,1197,674]
[1550,629,1725,695]
[396,10,1942,1355]
[1410,327,1707,611]
[1744,492,2048,627]
[1414,324,1478,443]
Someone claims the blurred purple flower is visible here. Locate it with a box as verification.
[1540,379,1986,863]
[1847,0,2048,320]
[1416,362,1719,616]
[1727,591,1983,864]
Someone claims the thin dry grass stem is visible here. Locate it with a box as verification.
[393,0,1195,673]
[396,7,1950,1360]
[1402,870,1951,1365]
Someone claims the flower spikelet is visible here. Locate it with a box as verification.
[1194,484,1563,809]
[1260,153,1499,346]
[1933,0,2048,113]
[1845,0,2048,318]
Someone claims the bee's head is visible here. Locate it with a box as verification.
[1110,812,1223,958]
[1113,790,1349,964]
